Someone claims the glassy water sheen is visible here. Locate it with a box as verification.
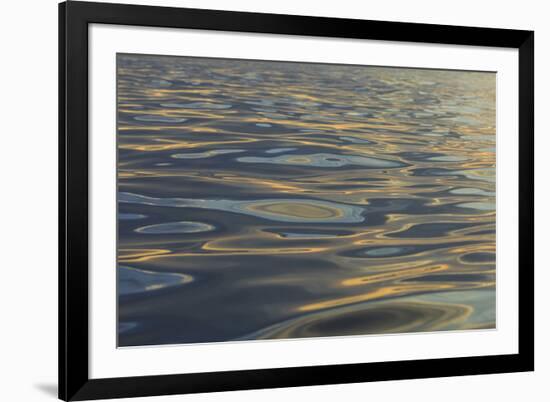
[117,54,496,347]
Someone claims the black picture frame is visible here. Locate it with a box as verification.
[59,1,534,400]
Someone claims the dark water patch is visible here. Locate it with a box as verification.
[265,147,297,154]
[237,153,406,169]
[160,102,232,110]
[397,151,445,162]
[450,187,495,196]
[212,121,296,135]
[458,201,495,211]
[118,256,343,346]
[429,155,469,162]
[149,79,172,88]
[361,197,478,217]
[172,149,245,159]
[339,136,375,144]
[119,213,147,220]
[133,115,188,123]
[314,183,384,191]
[468,229,496,236]
[407,183,446,189]
[411,167,467,178]
[118,322,138,334]
[402,273,494,283]
[264,228,355,239]
[387,222,479,238]
[345,241,476,259]
[460,252,496,264]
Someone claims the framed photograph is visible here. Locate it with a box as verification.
[59,1,534,400]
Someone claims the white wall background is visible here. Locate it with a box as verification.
[0,0,545,401]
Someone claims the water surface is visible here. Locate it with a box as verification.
[117,54,496,347]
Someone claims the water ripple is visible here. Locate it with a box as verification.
[119,192,366,223]
[237,153,405,168]
[119,265,193,296]
[136,221,215,234]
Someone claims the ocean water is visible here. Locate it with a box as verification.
[117,54,496,347]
